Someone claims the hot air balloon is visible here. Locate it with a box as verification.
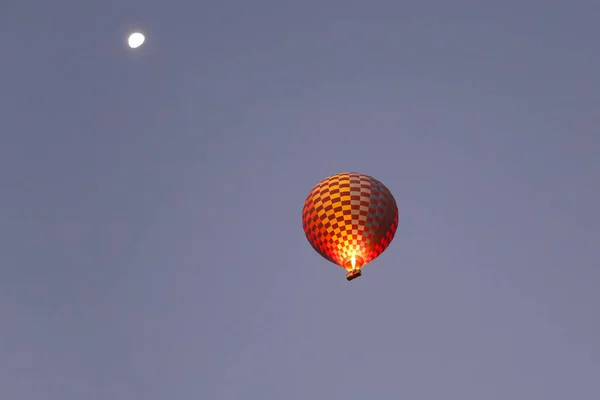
[302,172,399,281]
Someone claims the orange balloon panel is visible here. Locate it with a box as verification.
[302,172,399,271]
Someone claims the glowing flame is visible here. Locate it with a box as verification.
[342,253,364,272]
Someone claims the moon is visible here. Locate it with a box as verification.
[127,32,145,49]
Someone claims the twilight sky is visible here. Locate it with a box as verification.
[1,0,599,399]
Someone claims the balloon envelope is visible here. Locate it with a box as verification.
[302,172,399,280]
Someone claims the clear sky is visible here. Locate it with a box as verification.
[1,0,599,398]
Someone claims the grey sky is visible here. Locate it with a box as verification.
[1,0,599,399]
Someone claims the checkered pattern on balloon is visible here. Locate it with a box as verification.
[302,172,399,280]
